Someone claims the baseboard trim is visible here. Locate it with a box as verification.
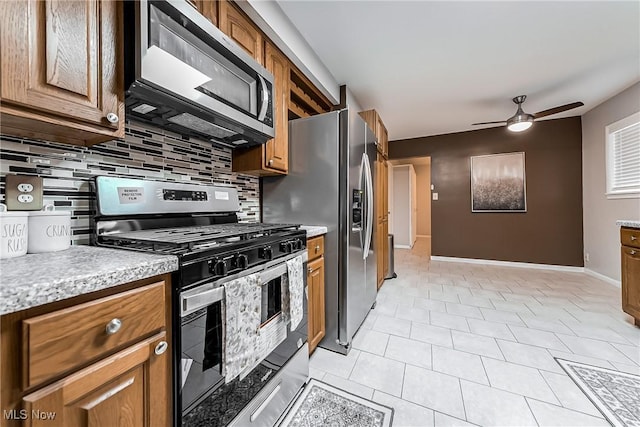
[416,234,431,238]
[395,244,412,249]
[584,268,621,287]
[429,256,585,273]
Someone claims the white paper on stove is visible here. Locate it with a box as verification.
[239,314,287,381]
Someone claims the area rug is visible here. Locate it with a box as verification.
[556,358,640,427]
[279,379,394,427]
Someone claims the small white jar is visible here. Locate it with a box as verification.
[0,203,29,258]
[28,205,72,253]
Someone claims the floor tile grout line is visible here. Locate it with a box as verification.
[537,368,605,419]
[523,395,542,426]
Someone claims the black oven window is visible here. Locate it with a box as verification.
[203,301,223,371]
[261,277,282,325]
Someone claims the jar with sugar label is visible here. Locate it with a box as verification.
[0,203,28,258]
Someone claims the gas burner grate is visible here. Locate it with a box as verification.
[100,223,300,252]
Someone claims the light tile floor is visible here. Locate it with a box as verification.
[309,238,640,426]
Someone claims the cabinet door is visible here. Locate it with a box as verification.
[193,0,218,26]
[0,0,123,132]
[307,257,325,354]
[22,332,169,427]
[376,220,385,290]
[376,116,389,158]
[218,1,263,64]
[264,42,289,173]
[622,246,640,324]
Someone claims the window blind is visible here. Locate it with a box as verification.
[610,121,640,193]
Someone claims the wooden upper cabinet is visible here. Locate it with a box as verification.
[377,116,389,158]
[0,0,124,146]
[288,67,333,119]
[218,1,263,65]
[232,41,289,176]
[22,332,168,427]
[264,42,289,173]
[359,109,388,158]
[192,0,218,26]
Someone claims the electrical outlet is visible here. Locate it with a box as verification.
[5,175,43,211]
[584,253,590,263]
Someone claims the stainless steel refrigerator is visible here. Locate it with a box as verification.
[262,109,377,354]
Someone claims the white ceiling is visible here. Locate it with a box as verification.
[276,1,640,140]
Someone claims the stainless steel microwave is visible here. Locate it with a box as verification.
[124,0,275,148]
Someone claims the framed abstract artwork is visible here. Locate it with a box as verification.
[471,152,526,212]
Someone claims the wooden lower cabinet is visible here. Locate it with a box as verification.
[0,275,172,427]
[22,332,168,427]
[307,236,325,355]
[621,227,640,326]
[374,153,389,289]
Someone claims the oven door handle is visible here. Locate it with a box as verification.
[180,252,308,316]
[181,286,224,316]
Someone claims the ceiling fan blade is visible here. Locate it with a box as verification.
[471,121,507,125]
[533,102,584,119]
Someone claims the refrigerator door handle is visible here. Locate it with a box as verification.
[362,153,374,259]
[353,154,366,254]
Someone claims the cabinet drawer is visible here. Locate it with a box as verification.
[23,281,165,388]
[621,227,640,249]
[307,236,324,261]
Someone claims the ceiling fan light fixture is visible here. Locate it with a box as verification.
[507,113,534,132]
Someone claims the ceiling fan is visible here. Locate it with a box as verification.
[472,95,584,132]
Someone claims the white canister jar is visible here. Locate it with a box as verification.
[28,205,72,253]
[0,204,29,258]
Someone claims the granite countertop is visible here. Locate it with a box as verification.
[617,220,640,229]
[300,225,328,238]
[0,246,178,315]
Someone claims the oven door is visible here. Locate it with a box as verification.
[179,253,308,427]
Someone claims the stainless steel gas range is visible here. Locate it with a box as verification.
[92,176,308,427]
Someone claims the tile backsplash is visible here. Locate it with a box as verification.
[0,121,260,245]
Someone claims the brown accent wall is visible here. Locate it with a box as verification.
[389,117,583,266]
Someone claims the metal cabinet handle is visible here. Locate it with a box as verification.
[631,235,637,241]
[268,159,273,165]
[105,318,122,335]
[106,113,119,124]
[631,250,637,255]
[315,245,320,253]
[155,341,168,355]
[308,267,313,274]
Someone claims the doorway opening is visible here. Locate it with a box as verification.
[388,156,432,258]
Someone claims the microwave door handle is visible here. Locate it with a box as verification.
[257,74,270,121]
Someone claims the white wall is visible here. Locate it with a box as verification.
[582,82,640,281]
[392,165,418,247]
[414,164,431,236]
[392,166,410,246]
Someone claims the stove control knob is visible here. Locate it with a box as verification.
[280,241,293,253]
[294,239,303,250]
[236,254,249,270]
[259,246,273,260]
[212,259,227,276]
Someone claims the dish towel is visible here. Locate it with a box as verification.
[222,273,261,383]
[286,255,305,331]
